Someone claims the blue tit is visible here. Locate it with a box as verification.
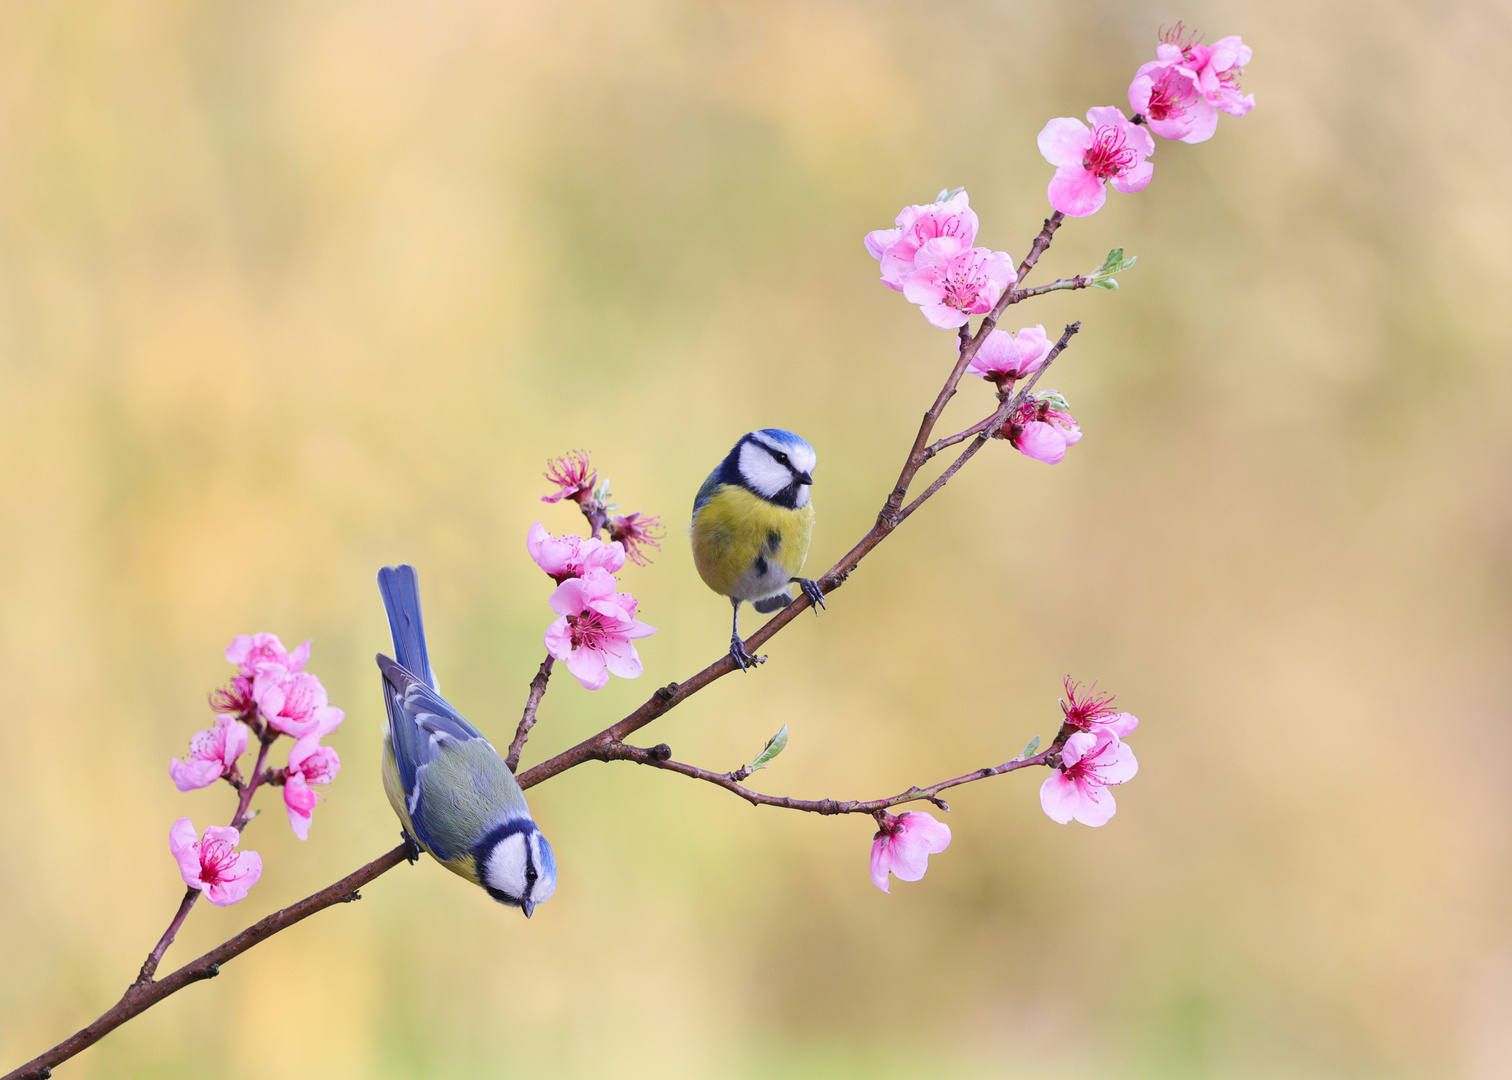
[376,564,557,916]
[690,428,824,670]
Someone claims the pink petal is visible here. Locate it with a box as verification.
[864,227,901,262]
[1046,166,1106,218]
[1100,712,1139,738]
[1014,421,1068,464]
[284,774,317,840]
[1072,784,1117,827]
[917,299,971,330]
[1061,731,1097,768]
[869,835,893,893]
[311,705,344,738]
[1039,772,1081,824]
[601,641,644,680]
[899,811,952,854]
[222,719,249,767]
[543,616,573,662]
[1208,36,1252,72]
[170,758,223,792]
[1092,736,1139,786]
[1013,325,1052,373]
[548,578,590,617]
[169,818,202,885]
[967,328,1021,377]
[288,639,311,673]
[1177,100,1220,144]
[1036,117,1092,168]
[564,645,610,691]
[1109,158,1154,195]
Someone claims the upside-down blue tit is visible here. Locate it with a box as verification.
[690,429,823,669]
[377,565,557,916]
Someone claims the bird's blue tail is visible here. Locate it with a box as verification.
[377,565,436,690]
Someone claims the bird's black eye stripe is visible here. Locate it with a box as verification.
[526,867,538,882]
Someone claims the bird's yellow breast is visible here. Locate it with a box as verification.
[691,485,814,599]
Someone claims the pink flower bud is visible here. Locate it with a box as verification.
[283,735,342,841]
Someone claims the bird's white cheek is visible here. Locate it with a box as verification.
[793,485,811,509]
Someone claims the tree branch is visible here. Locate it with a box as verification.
[4,214,1081,1080]
[506,655,554,773]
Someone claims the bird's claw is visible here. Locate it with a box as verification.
[400,830,422,865]
[797,577,826,613]
[730,637,764,671]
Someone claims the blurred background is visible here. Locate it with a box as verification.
[1,0,1508,1077]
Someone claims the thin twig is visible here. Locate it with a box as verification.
[605,740,1055,813]
[506,655,554,773]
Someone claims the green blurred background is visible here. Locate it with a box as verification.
[2,0,1508,1076]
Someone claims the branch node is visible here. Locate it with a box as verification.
[204,964,220,979]
[648,743,672,762]
[654,683,679,702]
[930,797,950,812]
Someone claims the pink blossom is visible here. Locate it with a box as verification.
[253,667,344,738]
[1060,677,1139,739]
[608,512,666,567]
[1037,107,1155,218]
[966,325,1053,389]
[169,715,250,792]
[544,568,656,690]
[869,810,952,893]
[169,818,263,905]
[527,522,627,584]
[1129,28,1253,144]
[283,735,341,841]
[864,190,980,291]
[225,633,310,679]
[901,237,1017,329]
[1003,392,1083,465]
[1040,731,1139,827]
[541,450,597,505]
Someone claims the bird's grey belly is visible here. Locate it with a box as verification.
[732,552,792,602]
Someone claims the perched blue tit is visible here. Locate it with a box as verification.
[377,564,557,916]
[690,428,823,669]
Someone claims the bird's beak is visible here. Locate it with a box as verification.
[794,471,813,486]
[521,901,535,918]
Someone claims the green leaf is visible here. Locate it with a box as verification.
[748,724,789,773]
[1085,248,1137,292]
[1015,735,1041,761]
[934,186,966,203]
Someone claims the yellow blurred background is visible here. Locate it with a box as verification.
[2,0,1509,1076]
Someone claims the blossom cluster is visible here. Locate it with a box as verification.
[864,190,1016,330]
[863,29,1253,471]
[869,679,1140,892]
[1039,28,1252,217]
[165,633,345,906]
[530,452,660,691]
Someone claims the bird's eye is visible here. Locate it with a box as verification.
[774,452,789,465]
[525,867,538,882]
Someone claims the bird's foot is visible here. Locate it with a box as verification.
[796,577,826,613]
[729,636,765,672]
[400,830,422,864]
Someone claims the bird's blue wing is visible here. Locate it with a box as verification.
[377,565,436,691]
[377,654,494,858]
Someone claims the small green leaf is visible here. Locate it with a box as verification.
[1086,248,1136,292]
[1016,735,1041,761]
[934,186,966,203]
[748,724,789,773]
